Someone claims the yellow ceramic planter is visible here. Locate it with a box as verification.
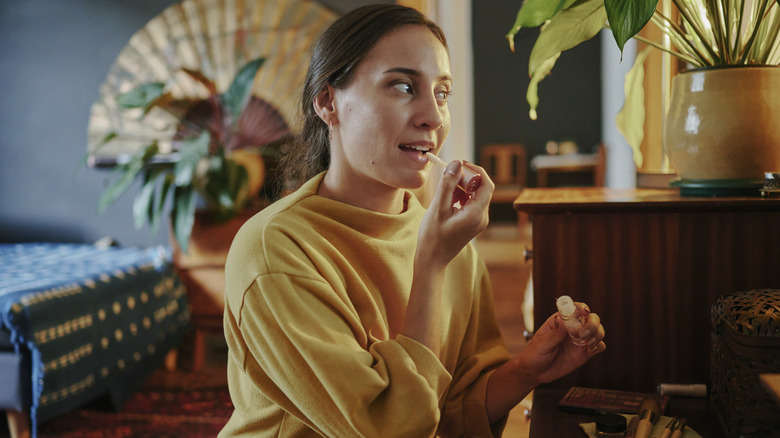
[664,66,780,195]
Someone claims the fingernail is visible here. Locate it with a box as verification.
[445,160,461,176]
[580,329,591,338]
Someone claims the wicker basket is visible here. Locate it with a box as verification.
[711,289,780,438]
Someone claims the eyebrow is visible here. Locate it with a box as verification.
[384,67,452,83]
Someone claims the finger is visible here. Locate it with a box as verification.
[575,302,591,317]
[588,340,606,357]
[462,162,494,203]
[451,186,470,208]
[430,160,463,212]
[583,323,605,346]
[577,312,602,340]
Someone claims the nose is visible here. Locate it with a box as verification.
[414,90,444,131]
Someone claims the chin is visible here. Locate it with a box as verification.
[403,173,428,190]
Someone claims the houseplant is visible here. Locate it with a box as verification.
[507,0,780,193]
[94,58,290,251]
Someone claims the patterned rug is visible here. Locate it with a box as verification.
[37,386,232,438]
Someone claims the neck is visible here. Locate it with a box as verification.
[319,173,407,214]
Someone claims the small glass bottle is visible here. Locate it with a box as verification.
[556,295,588,346]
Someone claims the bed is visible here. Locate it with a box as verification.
[0,243,191,438]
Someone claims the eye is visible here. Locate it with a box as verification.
[436,89,452,103]
[393,82,414,95]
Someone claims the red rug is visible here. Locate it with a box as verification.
[38,387,232,438]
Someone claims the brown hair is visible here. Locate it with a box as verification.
[276,3,447,194]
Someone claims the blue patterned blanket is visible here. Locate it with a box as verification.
[0,243,191,437]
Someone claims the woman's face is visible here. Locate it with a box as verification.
[328,24,451,198]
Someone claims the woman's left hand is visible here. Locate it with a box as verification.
[516,303,606,387]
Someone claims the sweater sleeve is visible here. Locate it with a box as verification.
[233,272,452,438]
[437,259,512,438]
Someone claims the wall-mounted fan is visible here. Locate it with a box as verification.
[86,0,337,164]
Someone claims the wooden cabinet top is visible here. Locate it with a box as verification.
[513,187,780,214]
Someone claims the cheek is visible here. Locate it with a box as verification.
[439,111,451,140]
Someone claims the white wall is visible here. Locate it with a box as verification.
[601,30,637,188]
[418,0,473,204]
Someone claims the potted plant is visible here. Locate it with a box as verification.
[507,0,780,194]
[92,58,291,251]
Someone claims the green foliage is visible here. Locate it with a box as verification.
[96,59,265,251]
[117,82,166,113]
[506,0,780,166]
[507,0,606,120]
[604,0,656,54]
[222,58,266,128]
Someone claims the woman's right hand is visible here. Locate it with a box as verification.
[416,160,494,269]
[403,160,493,353]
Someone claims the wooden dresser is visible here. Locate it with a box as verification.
[514,188,780,392]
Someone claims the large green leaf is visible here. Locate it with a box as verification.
[174,131,210,186]
[526,54,561,120]
[523,0,606,118]
[604,0,657,54]
[171,185,197,252]
[97,142,159,214]
[528,0,607,76]
[201,153,249,220]
[117,83,165,109]
[506,0,580,48]
[615,46,653,168]
[132,168,161,229]
[221,58,266,122]
[149,174,174,231]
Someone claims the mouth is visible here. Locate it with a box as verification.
[399,144,433,157]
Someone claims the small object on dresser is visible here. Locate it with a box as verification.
[711,289,780,437]
[559,387,669,415]
[657,383,707,398]
[658,416,679,438]
[595,413,627,437]
[670,417,687,438]
[635,397,661,438]
[761,172,780,197]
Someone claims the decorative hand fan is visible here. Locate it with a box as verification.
[87,0,337,163]
[86,0,337,250]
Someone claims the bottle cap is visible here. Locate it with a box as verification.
[556,295,577,317]
[596,413,627,433]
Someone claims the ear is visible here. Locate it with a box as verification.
[313,83,338,127]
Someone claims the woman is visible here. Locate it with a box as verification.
[220,4,605,437]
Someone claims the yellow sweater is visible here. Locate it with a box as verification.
[220,173,510,438]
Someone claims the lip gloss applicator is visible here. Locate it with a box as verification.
[426,153,483,194]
